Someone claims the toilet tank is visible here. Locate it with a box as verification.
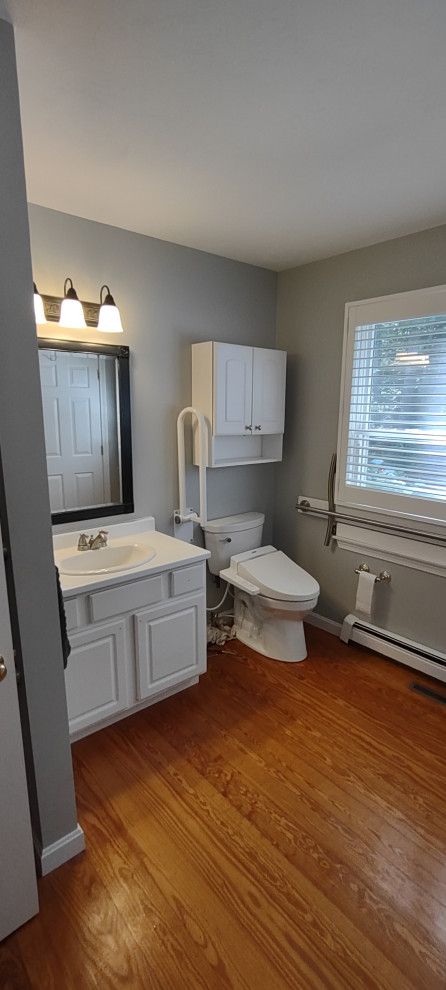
[203,512,265,575]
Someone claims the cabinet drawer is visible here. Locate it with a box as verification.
[90,575,164,622]
[171,564,204,597]
[64,598,81,631]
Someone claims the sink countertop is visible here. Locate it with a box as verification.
[53,517,209,597]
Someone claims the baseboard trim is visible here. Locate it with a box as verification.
[35,823,85,877]
[306,612,341,636]
[306,611,445,684]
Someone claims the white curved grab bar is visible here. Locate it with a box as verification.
[176,406,207,526]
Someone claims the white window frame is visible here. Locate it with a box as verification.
[336,284,446,571]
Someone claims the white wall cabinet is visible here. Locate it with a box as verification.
[192,341,287,467]
[64,561,207,740]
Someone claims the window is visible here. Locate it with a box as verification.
[336,285,446,528]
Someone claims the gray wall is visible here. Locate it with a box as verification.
[0,18,79,859]
[29,204,278,551]
[274,226,446,653]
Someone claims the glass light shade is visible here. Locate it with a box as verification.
[59,278,87,329]
[33,285,46,324]
[97,286,124,332]
[97,303,124,332]
[59,296,87,329]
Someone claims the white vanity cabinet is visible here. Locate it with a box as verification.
[192,341,286,467]
[63,561,207,740]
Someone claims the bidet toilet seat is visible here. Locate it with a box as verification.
[229,546,320,603]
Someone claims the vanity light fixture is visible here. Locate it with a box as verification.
[33,282,46,324]
[59,277,87,329]
[97,284,124,333]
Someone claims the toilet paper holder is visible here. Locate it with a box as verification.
[355,563,391,583]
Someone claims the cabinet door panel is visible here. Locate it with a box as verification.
[252,348,286,434]
[135,594,206,700]
[214,343,253,435]
[65,619,128,734]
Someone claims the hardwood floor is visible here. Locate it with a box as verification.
[2,626,446,990]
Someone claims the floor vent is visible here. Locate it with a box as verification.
[410,682,446,705]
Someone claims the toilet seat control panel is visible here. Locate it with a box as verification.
[219,567,260,595]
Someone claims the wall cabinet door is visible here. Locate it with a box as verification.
[65,619,128,735]
[212,342,286,435]
[135,593,206,701]
[251,347,287,435]
[213,342,253,435]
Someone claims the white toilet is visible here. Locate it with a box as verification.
[203,512,319,662]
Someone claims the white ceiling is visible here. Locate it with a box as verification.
[5,0,446,270]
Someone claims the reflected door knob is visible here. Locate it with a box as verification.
[0,657,7,682]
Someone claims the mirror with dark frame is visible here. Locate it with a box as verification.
[38,338,134,525]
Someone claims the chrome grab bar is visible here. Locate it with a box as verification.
[324,452,337,546]
[298,451,446,548]
[297,499,446,547]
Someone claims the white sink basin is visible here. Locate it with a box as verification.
[59,543,156,575]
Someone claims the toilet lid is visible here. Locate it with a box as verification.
[237,549,320,602]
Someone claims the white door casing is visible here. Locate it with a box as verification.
[0,523,39,939]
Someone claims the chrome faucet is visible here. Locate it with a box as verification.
[88,529,108,550]
[77,530,108,551]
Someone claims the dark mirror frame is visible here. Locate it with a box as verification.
[38,337,134,526]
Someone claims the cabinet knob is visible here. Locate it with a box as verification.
[255,424,262,431]
[0,657,7,682]
[245,424,252,431]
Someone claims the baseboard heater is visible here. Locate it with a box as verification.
[340,613,446,685]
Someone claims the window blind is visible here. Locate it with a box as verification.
[346,314,446,502]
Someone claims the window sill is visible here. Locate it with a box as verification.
[297,496,446,576]
[336,523,446,577]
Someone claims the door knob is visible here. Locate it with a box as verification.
[255,424,262,431]
[0,657,7,682]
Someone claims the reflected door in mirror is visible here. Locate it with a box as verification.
[39,349,120,513]
[38,338,133,525]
